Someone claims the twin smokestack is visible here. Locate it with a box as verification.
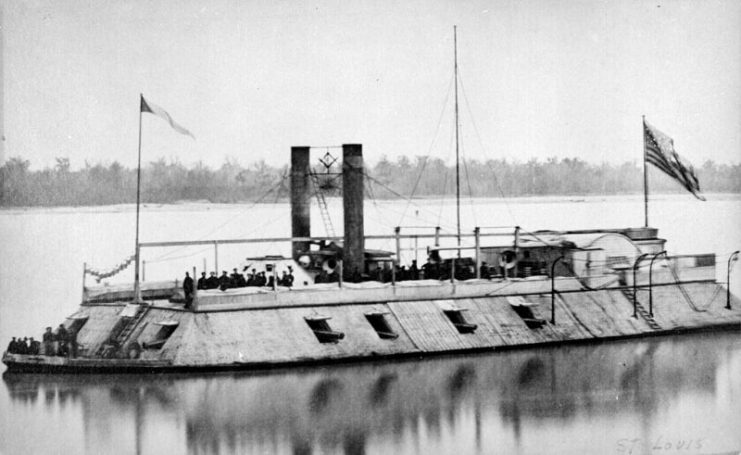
[290,144,365,279]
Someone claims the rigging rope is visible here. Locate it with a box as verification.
[458,72,518,226]
[363,170,458,232]
[459,130,478,227]
[398,72,455,225]
[149,175,288,262]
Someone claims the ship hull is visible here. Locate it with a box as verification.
[4,322,740,374]
[5,274,741,374]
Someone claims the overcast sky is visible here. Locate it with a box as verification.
[2,0,740,170]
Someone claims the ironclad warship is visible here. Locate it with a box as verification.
[4,28,740,374]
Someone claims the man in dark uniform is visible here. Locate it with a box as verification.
[410,260,419,280]
[219,271,230,291]
[206,272,219,289]
[55,325,68,356]
[29,337,40,355]
[231,268,246,288]
[17,338,28,354]
[43,327,54,356]
[183,272,194,307]
[286,267,295,287]
[197,272,208,290]
[7,337,17,354]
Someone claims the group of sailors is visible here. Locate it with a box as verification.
[371,259,493,283]
[182,266,296,301]
[198,267,295,290]
[6,324,77,357]
[176,255,495,302]
[6,337,40,355]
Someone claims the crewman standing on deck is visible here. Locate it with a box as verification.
[219,271,230,291]
[197,272,208,290]
[55,325,68,356]
[7,337,17,354]
[29,337,40,355]
[183,272,194,307]
[42,327,54,355]
[206,272,219,289]
[410,260,419,280]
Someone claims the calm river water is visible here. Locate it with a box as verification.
[1,195,740,454]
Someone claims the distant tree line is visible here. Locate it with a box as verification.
[1,155,739,207]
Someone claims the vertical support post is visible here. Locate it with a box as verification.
[343,144,365,281]
[134,96,144,304]
[434,226,441,247]
[513,226,520,278]
[453,26,461,259]
[214,241,219,276]
[291,146,312,259]
[451,258,456,284]
[395,226,401,265]
[474,227,481,279]
[414,235,419,264]
[643,115,649,228]
[391,260,396,286]
[191,266,198,311]
[551,255,566,324]
[82,262,87,300]
[272,263,278,291]
[648,251,667,318]
[338,260,344,289]
[728,251,739,310]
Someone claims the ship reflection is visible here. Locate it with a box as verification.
[3,332,739,455]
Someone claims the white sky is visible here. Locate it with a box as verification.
[2,0,740,170]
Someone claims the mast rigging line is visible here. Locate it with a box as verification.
[457,69,518,226]
[459,132,478,227]
[435,110,459,227]
[454,24,462,257]
[148,175,288,263]
[362,170,458,232]
[397,70,455,226]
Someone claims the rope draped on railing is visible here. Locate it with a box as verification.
[85,254,136,283]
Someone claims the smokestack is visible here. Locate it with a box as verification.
[342,144,364,281]
[291,146,311,259]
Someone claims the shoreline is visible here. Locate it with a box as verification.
[2,192,739,213]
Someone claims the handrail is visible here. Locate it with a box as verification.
[139,232,515,249]
[728,251,740,310]
[551,255,567,324]
[648,251,667,317]
[632,253,650,318]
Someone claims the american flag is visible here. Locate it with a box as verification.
[643,120,705,201]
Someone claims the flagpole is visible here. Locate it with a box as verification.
[133,95,143,303]
[642,115,648,227]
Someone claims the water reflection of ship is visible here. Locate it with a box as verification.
[4,333,734,455]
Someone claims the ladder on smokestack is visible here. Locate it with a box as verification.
[310,171,336,237]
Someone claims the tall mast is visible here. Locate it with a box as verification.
[642,115,648,227]
[133,95,143,303]
[454,25,461,258]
